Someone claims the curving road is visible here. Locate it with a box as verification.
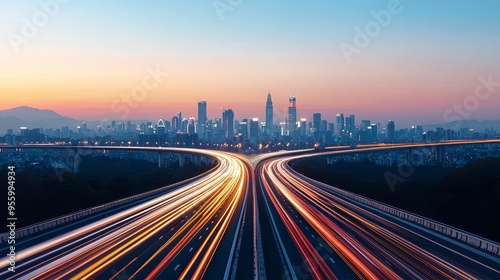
[1,148,252,279]
[1,141,500,279]
[255,144,500,279]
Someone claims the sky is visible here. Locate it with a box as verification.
[1,0,500,128]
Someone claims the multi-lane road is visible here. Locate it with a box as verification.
[1,141,500,279]
[1,149,253,279]
[257,153,500,279]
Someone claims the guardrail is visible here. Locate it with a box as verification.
[0,163,218,245]
[289,167,500,257]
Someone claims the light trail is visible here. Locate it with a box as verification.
[0,149,250,279]
[1,140,499,279]
[256,143,500,279]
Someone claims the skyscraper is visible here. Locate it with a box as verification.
[177,112,182,132]
[171,116,178,132]
[287,95,297,135]
[250,118,259,141]
[188,117,196,135]
[265,92,273,135]
[313,113,321,140]
[300,118,307,136]
[240,118,249,139]
[346,114,355,134]
[387,120,395,141]
[157,118,166,135]
[198,101,207,139]
[336,113,344,135]
[360,120,371,131]
[222,109,234,140]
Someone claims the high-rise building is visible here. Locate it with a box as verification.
[346,114,355,134]
[177,112,182,132]
[387,120,395,141]
[198,101,207,139]
[250,118,259,140]
[265,92,273,135]
[222,109,234,140]
[300,118,307,136]
[313,113,321,139]
[371,123,379,141]
[360,120,371,131]
[181,118,189,133]
[336,113,344,135]
[147,122,154,135]
[171,116,178,132]
[188,117,196,135]
[287,95,297,135]
[320,120,327,134]
[139,123,146,133]
[157,118,166,135]
[240,118,249,139]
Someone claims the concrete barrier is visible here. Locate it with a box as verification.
[322,181,500,256]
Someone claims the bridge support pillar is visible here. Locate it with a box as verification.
[179,154,186,167]
[404,149,411,164]
[435,146,445,164]
[73,149,80,173]
[326,157,334,165]
[158,152,163,168]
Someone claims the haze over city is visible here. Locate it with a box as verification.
[1,1,500,128]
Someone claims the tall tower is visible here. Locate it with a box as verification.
[188,117,196,135]
[265,92,273,135]
[287,95,297,135]
[387,120,395,141]
[198,101,207,138]
[313,113,321,140]
[222,109,234,140]
[346,114,355,134]
[157,118,166,135]
[336,113,344,135]
[176,112,182,132]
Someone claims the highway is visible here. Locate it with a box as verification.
[1,141,500,279]
[0,148,252,279]
[255,143,500,279]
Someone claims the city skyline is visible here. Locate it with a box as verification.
[1,1,500,128]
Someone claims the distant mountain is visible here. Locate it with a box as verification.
[0,106,153,134]
[0,106,81,133]
[0,106,72,122]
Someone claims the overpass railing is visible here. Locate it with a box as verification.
[330,184,500,256]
